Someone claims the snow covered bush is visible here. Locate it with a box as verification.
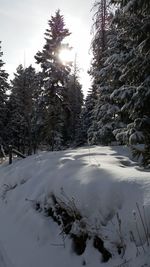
[33,191,113,261]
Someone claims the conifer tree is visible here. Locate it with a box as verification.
[0,42,9,147]
[90,0,110,86]
[88,0,118,145]
[7,65,40,154]
[87,0,109,144]
[83,86,98,143]
[31,71,45,153]
[35,10,71,150]
[99,0,150,164]
[63,58,83,146]
[88,0,150,151]
[110,0,150,159]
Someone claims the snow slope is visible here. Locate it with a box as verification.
[0,145,150,267]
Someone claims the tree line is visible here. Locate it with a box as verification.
[0,1,150,165]
[0,10,83,154]
[84,0,150,165]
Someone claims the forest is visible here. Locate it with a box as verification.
[0,0,150,166]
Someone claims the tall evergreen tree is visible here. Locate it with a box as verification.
[87,1,119,145]
[90,0,110,85]
[87,0,110,144]
[88,0,150,153]
[35,10,71,150]
[7,65,40,154]
[31,71,45,153]
[0,42,9,147]
[63,58,83,146]
[110,0,150,164]
[83,86,98,143]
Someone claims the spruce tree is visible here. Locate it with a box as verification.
[31,71,45,153]
[0,42,9,147]
[63,58,83,146]
[110,0,150,151]
[83,86,98,143]
[7,65,40,154]
[87,1,119,145]
[35,10,71,150]
[87,0,109,144]
[88,0,150,153]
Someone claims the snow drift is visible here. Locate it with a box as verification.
[0,145,150,267]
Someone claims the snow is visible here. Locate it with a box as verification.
[123,0,136,13]
[0,145,150,266]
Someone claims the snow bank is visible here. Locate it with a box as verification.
[0,146,149,266]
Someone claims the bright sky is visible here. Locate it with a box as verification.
[0,0,94,95]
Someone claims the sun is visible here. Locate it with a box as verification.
[58,48,74,64]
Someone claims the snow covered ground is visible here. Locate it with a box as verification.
[0,145,150,267]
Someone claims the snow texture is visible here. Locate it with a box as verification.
[0,146,150,266]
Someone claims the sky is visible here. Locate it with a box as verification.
[0,0,94,95]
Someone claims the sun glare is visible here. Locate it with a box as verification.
[59,48,74,64]
[58,16,92,94]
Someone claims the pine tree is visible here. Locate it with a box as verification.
[0,42,9,147]
[88,0,150,150]
[83,86,98,143]
[110,0,150,144]
[63,57,83,146]
[7,65,40,154]
[35,10,71,150]
[87,0,110,144]
[31,71,45,153]
[87,1,119,145]
[90,0,110,84]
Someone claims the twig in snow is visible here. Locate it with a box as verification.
[143,205,149,240]
[129,230,140,256]
[136,202,149,246]
[133,210,145,253]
